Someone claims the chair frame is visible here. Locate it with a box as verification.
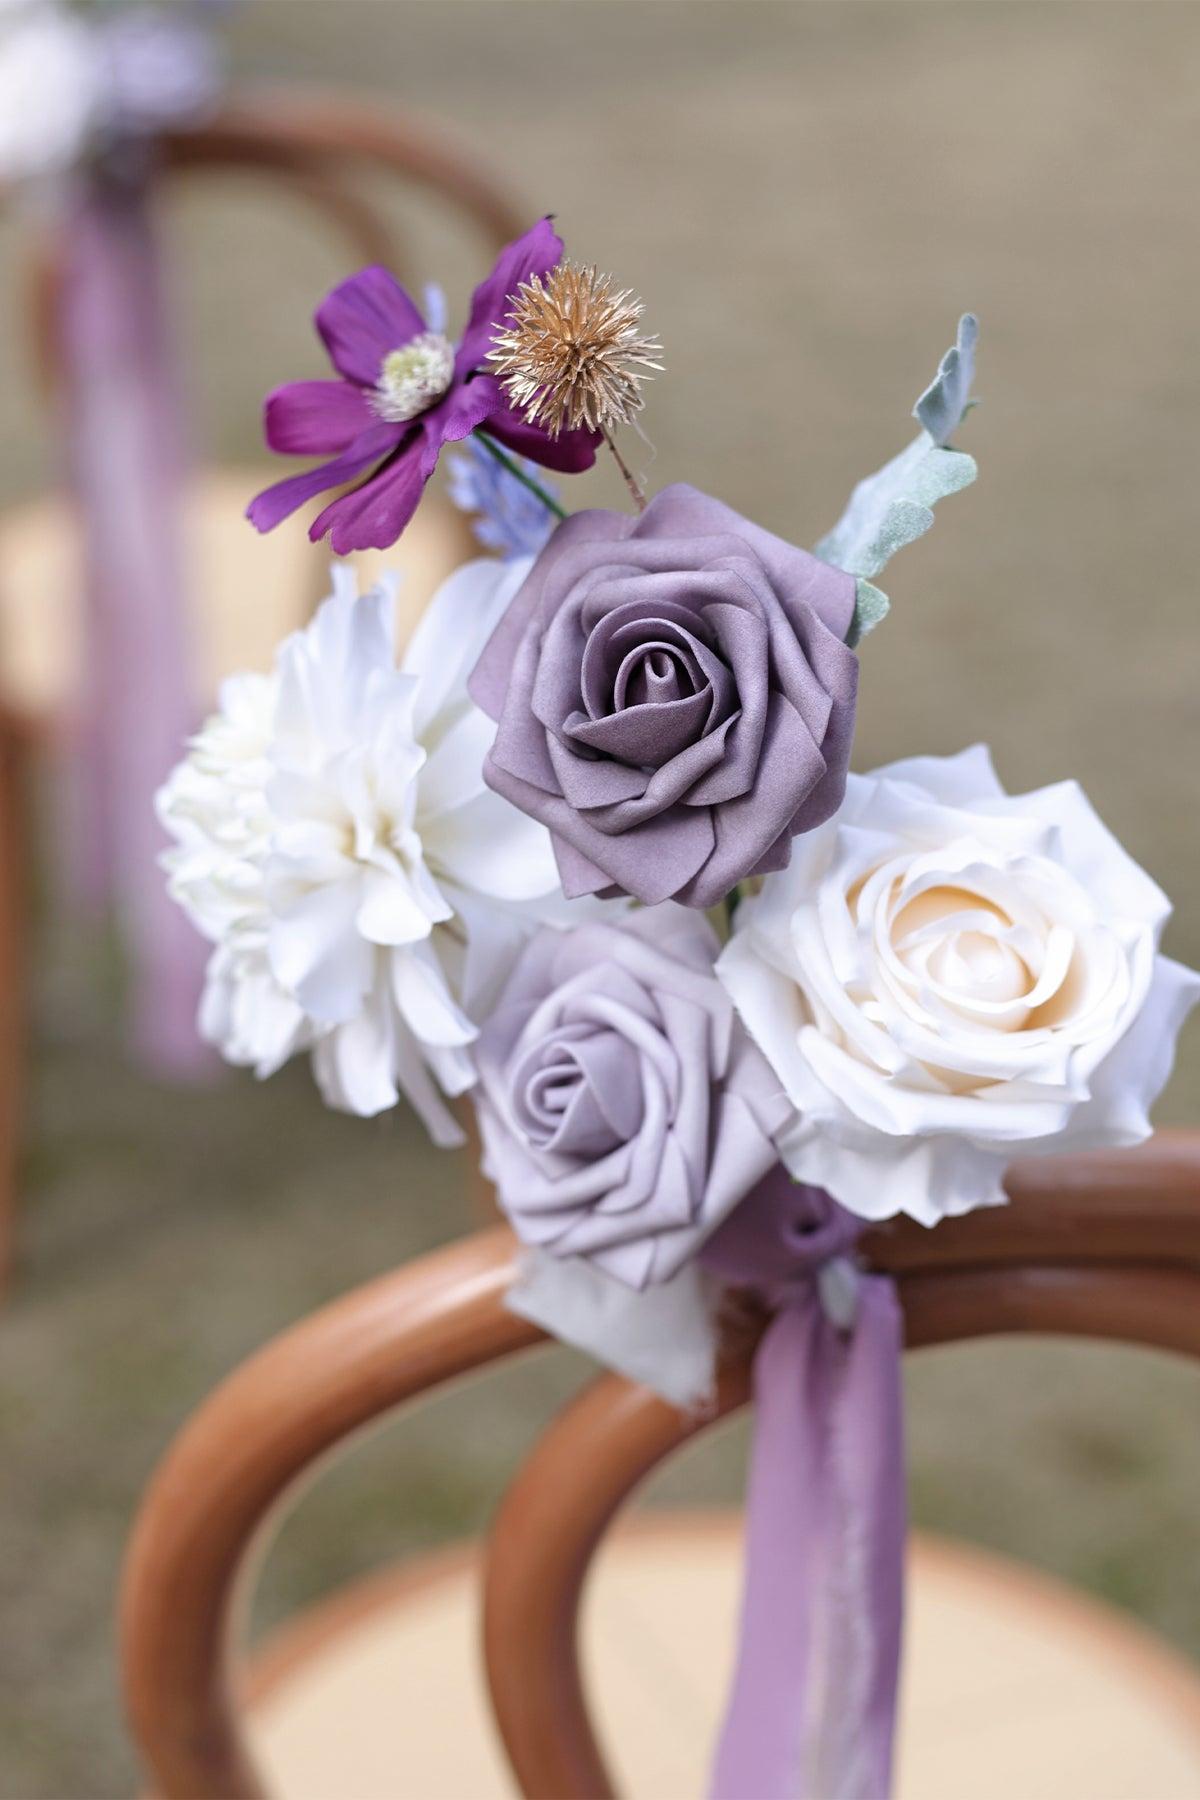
[0,89,524,1291]
[0,703,31,1291]
[119,1132,1200,1800]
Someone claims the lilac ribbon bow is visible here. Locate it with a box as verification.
[57,170,211,1074]
[702,1170,906,1800]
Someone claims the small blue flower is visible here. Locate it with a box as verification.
[447,437,559,561]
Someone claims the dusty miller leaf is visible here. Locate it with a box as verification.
[816,315,979,637]
[847,578,889,649]
[914,312,977,446]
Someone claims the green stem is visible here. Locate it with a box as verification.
[473,431,569,521]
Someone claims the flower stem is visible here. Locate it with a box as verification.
[473,431,568,521]
[601,423,647,512]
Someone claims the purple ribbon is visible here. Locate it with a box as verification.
[56,169,211,1075]
[702,1170,906,1800]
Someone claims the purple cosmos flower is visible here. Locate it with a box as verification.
[246,218,598,555]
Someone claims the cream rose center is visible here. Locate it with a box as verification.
[886,881,1036,1031]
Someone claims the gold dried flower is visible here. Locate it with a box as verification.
[489,261,662,439]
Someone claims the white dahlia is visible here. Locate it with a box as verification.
[158,557,574,1145]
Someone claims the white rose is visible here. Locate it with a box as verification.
[717,746,1200,1225]
[158,557,583,1147]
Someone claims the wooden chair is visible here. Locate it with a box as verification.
[0,90,526,1289]
[120,1132,1200,1798]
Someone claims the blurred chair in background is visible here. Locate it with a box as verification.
[120,1133,1200,1799]
[0,89,523,1289]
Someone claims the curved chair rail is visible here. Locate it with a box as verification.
[8,86,526,398]
[0,710,27,1291]
[162,90,525,252]
[120,1226,539,1800]
[119,1133,1200,1799]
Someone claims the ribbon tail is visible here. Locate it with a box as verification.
[808,1275,906,1800]
[58,175,212,1076]
[709,1299,833,1800]
[709,1276,906,1800]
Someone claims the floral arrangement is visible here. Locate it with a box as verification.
[158,218,1198,1799]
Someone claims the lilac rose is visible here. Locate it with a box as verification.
[472,907,791,1288]
[469,483,858,908]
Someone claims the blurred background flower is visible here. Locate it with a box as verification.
[0,0,222,183]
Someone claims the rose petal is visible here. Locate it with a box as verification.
[566,687,715,768]
[635,482,857,639]
[468,510,632,721]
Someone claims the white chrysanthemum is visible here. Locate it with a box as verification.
[158,557,579,1146]
[718,746,1200,1225]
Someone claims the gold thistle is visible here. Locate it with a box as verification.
[489,261,662,440]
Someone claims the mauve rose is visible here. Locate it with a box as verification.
[472,907,790,1288]
[468,483,858,908]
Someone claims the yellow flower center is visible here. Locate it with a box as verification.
[373,333,455,423]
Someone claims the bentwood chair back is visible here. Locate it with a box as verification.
[119,1131,1200,1799]
[0,89,525,1290]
